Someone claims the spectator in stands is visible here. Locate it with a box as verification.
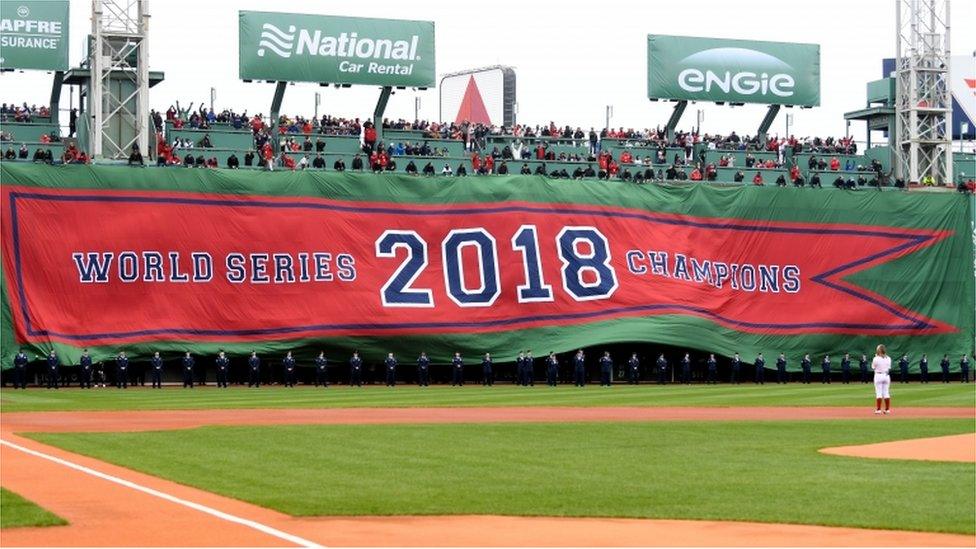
[227,153,240,169]
[18,144,28,159]
[352,154,364,171]
[752,172,763,186]
[775,173,787,187]
[829,157,840,170]
[199,134,213,148]
[206,157,218,168]
[244,150,255,167]
[441,164,452,176]
[312,154,326,169]
[333,157,346,172]
[745,153,756,168]
[534,163,547,176]
[298,154,310,170]
[405,160,418,175]
[485,155,495,174]
[734,170,745,183]
[363,121,377,153]
[584,164,596,178]
[69,108,78,138]
[589,128,599,155]
[497,161,509,175]
[128,144,145,166]
[420,162,434,176]
[32,148,45,163]
[385,157,397,172]
[456,163,467,176]
[182,153,194,167]
[690,166,703,181]
[4,147,14,160]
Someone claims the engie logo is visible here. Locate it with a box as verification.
[676,47,796,98]
[256,22,421,62]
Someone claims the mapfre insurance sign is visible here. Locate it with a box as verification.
[0,0,69,71]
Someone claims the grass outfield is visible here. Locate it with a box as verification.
[0,487,67,529]
[2,383,974,412]
[28,420,975,534]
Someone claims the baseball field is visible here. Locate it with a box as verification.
[1,383,974,547]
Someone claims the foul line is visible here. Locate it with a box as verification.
[0,438,323,548]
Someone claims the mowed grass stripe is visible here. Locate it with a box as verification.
[3,383,974,412]
[28,419,975,534]
[0,487,68,529]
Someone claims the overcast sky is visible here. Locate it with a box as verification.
[2,0,973,142]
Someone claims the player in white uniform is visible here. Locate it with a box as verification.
[871,344,892,414]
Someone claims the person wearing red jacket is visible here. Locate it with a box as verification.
[535,145,545,160]
[753,172,764,185]
[281,154,296,170]
[484,155,495,174]
[608,161,619,177]
[370,150,380,171]
[471,153,482,173]
[620,151,633,164]
[829,157,840,170]
[690,167,703,181]
[363,123,378,152]
[261,142,274,166]
[790,165,802,183]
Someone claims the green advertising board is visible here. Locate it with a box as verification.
[239,11,435,87]
[0,0,69,71]
[647,35,820,107]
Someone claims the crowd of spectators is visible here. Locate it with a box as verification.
[5,100,971,192]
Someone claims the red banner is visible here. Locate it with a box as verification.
[1,186,955,346]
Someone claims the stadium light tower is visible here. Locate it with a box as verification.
[894,0,953,185]
[89,0,150,160]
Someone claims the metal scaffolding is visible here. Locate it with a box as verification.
[89,0,150,159]
[894,0,953,185]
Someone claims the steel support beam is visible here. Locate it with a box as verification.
[664,101,687,143]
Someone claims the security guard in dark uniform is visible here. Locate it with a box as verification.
[46,350,60,389]
[349,352,363,387]
[417,352,430,387]
[315,352,328,387]
[918,354,929,383]
[482,353,494,386]
[599,352,613,387]
[730,353,741,384]
[385,353,398,387]
[898,354,909,383]
[940,354,951,383]
[248,352,261,387]
[962,355,971,383]
[840,353,851,384]
[776,353,787,384]
[801,354,812,384]
[627,353,640,384]
[515,351,526,386]
[450,352,463,386]
[150,351,163,388]
[80,349,94,389]
[182,351,195,388]
[115,351,129,389]
[13,349,29,389]
[656,354,668,384]
[820,355,831,384]
[546,352,558,387]
[706,354,717,384]
[754,353,765,384]
[524,350,535,386]
[215,351,230,388]
[573,350,586,387]
[283,351,297,387]
[681,353,691,384]
[859,354,870,383]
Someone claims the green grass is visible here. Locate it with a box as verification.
[28,420,975,534]
[0,488,67,529]
[3,383,974,412]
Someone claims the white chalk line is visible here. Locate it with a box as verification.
[0,438,323,548]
